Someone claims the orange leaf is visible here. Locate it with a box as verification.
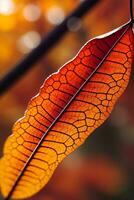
[0,21,133,199]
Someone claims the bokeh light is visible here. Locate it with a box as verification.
[23,4,41,22]
[67,17,82,32]
[45,6,65,25]
[0,0,16,15]
[17,31,41,53]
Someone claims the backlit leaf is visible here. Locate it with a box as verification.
[0,21,133,199]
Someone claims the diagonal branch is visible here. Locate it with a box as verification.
[130,0,134,22]
[0,0,100,96]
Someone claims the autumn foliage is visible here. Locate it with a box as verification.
[0,18,133,200]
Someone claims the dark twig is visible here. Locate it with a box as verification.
[130,0,134,22]
[0,0,100,96]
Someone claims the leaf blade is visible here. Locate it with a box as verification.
[0,21,133,199]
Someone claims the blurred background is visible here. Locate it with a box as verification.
[0,0,134,199]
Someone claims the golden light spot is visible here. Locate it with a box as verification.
[23,4,41,22]
[45,6,65,25]
[17,31,41,54]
